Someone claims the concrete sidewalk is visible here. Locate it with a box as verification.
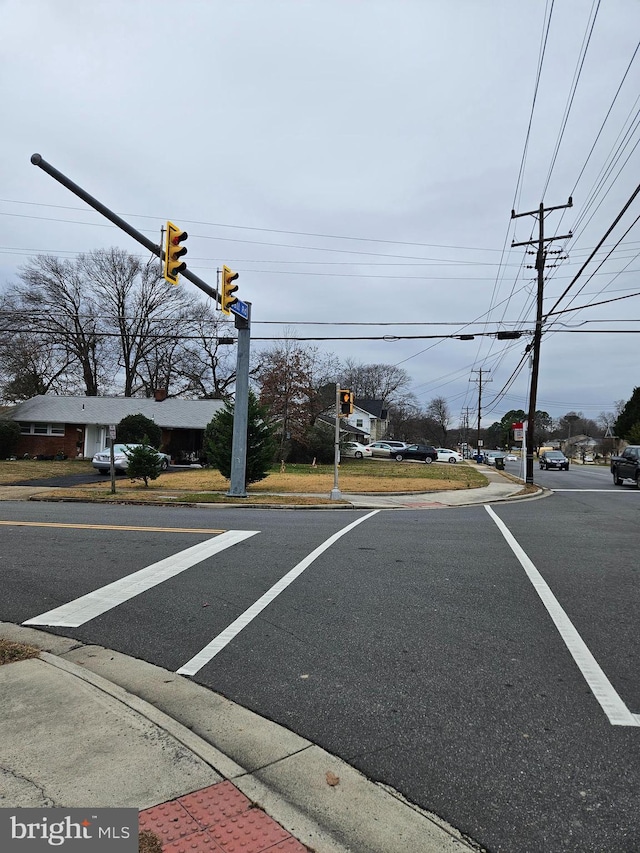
[0,623,481,853]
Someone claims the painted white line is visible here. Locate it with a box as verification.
[177,510,380,676]
[485,505,639,727]
[23,530,259,628]
[552,489,639,492]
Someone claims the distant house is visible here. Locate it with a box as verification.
[342,399,390,443]
[6,392,225,461]
[564,434,598,461]
[317,399,390,444]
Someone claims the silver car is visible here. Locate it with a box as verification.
[92,443,171,474]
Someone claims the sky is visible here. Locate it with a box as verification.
[2,0,640,429]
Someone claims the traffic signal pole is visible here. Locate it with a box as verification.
[330,383,342,501]
[31,153,250,492]
[228,307,251,497]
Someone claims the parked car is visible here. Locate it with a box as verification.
[506,454,518,461]
[364,441,395,457]
[483,451,507,466]
[92,443,171,474]
[436,448,463,463]
[379,440,408,450]
[539,450,569,471]
[393,444,438,464]
[340,441,372,459]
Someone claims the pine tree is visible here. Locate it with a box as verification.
[204,391,276,485]
[124,441,162,487]
[614,387,640,441]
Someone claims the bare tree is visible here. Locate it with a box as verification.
[426,396,451,445]
[12,255,107,395]
[254,340,339,456]
[340,360,411,407]
[170,301,238,399]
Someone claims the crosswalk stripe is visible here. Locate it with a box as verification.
[23,530,259,628]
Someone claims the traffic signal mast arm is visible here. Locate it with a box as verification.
[30,154,220,305]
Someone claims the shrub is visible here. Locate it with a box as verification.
[0,420,22,458]
[117,414,162,448]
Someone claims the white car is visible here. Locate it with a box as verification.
[92,443,171,474]
[436,448,463,463]
[340,441,372,459]
[363,441,395,457]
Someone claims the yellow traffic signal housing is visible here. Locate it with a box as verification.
[340,389,354,416]
[164,221,188,285]
[221,265,240,315]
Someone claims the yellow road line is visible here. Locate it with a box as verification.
[0,521,225,534]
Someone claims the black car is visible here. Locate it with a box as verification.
[393,444,438,464]
[539,450,569,470]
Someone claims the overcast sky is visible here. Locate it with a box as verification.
[2,0,639,427]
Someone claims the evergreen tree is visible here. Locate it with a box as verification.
[0,420,22,458]
[124,441,163,487]
[614,387,640,441]
[204,391,276,485]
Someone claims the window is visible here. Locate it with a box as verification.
[19,423,66,436]
[356,419,363,428]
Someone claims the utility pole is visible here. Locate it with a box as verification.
[471,369,491,455]
[512,198,573,484]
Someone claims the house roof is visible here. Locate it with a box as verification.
[317,414,368,438]
[356,399,388,419]
[8,395,224,430]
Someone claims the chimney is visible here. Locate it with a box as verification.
[154,388,167,402]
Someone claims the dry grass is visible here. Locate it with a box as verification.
[0,458,489,503]
[138,830,163,853]
[0,459,93,484]
[0,639,40,665]
[24,459,488,503]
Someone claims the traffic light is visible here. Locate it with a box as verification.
[340,389,354,416]
[164,221,188,285]
[221,265,239,315]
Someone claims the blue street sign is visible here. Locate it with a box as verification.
[230,299,249,320]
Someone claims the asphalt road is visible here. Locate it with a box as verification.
[1,465,639,853]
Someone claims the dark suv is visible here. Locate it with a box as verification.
[540,450,569,470]
[393,444,438,464]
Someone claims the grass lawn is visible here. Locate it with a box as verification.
[0,457,488,503]
[0,458,94,484]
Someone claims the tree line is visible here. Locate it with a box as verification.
[2,248,638,463]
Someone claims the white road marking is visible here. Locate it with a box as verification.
[552,489,639,492]
[485,505,639,727]
[23,530,259,628]
[177,510,380,676]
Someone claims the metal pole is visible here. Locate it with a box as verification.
[30,154,219,302]
[227,306,251,497]
[330,383,342,500]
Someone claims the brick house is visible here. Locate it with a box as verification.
[6,393,225,461]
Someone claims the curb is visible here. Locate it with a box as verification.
[1,623,482,853]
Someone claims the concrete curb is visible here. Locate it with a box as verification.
[1,623,482,853]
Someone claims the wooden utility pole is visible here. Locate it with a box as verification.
[471,369,491,455]
[511,198,573,484]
